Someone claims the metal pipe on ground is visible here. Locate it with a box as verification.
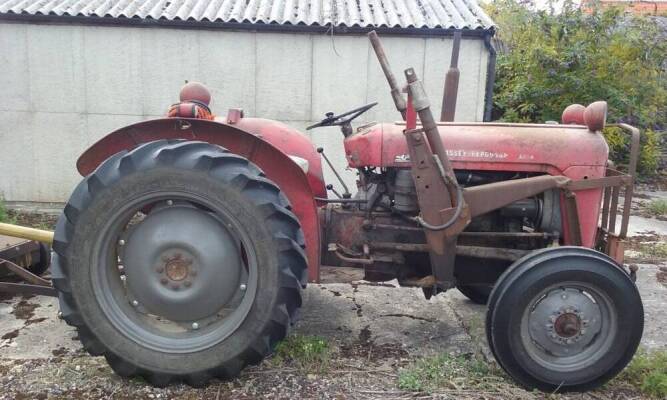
[0,222,54,244]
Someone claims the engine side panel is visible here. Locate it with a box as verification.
[77,118,323,282]
[345,122,609,173]
[344,123,609,248]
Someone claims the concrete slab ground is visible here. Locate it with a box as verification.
[0,259,664,399]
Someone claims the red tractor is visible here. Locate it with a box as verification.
[43,32,642,391]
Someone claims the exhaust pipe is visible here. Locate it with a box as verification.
[441,31,461,122]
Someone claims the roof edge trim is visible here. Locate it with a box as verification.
[0,12,496,36]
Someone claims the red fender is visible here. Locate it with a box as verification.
[77,118,322,282]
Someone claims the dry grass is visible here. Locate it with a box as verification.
[398,353,506,393]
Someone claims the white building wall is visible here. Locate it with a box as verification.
[0,23,489,202]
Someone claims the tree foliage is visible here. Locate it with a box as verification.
[486,0,666,174]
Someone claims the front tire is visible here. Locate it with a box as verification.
[486,247,643,392]
[52,140,307,386]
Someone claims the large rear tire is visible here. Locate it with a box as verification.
[27,243,51,276]
[456,284,491,305]
[486,247,643,392]
[52,140,307,386]
[455,257,509,305]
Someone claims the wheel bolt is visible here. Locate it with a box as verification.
[171,284,180,290]
[156,267,164,273]
[184,281,192,288]
[192,322,199,330]
[240,283,247,291]
[131,300,139,307]
[190,270,197,277]
[119,239,125,246]
[160,278,168,285]
[118,265,124,272]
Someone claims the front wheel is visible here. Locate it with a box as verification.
[52,140,307,386]
[486,247,643,392]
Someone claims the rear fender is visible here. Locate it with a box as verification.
[77,118,321,282]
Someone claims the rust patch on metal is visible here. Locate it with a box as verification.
[554,313,582,338]
[165,257,191,282]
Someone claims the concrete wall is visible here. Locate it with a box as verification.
[0,22,489,202]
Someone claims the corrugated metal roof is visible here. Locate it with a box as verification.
[0,0,495,31]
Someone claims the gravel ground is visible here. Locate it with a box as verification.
[0,191,665,399]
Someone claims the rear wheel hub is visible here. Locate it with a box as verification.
[163,254,191,282]
[123,204,243,322]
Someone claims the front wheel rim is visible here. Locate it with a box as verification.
[521,281,617,373]
[90,191,259,354]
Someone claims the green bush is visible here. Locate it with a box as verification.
[603,127,660,175]
[486,0,666,175]
[0,197,16,224]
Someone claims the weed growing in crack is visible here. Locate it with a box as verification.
[272,334,330,373]
[637,242,667,260]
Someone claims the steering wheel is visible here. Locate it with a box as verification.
[306,102,378,131]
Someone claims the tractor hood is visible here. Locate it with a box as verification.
[344,122,609,177]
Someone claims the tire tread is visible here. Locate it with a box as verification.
[53,140,308,386]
